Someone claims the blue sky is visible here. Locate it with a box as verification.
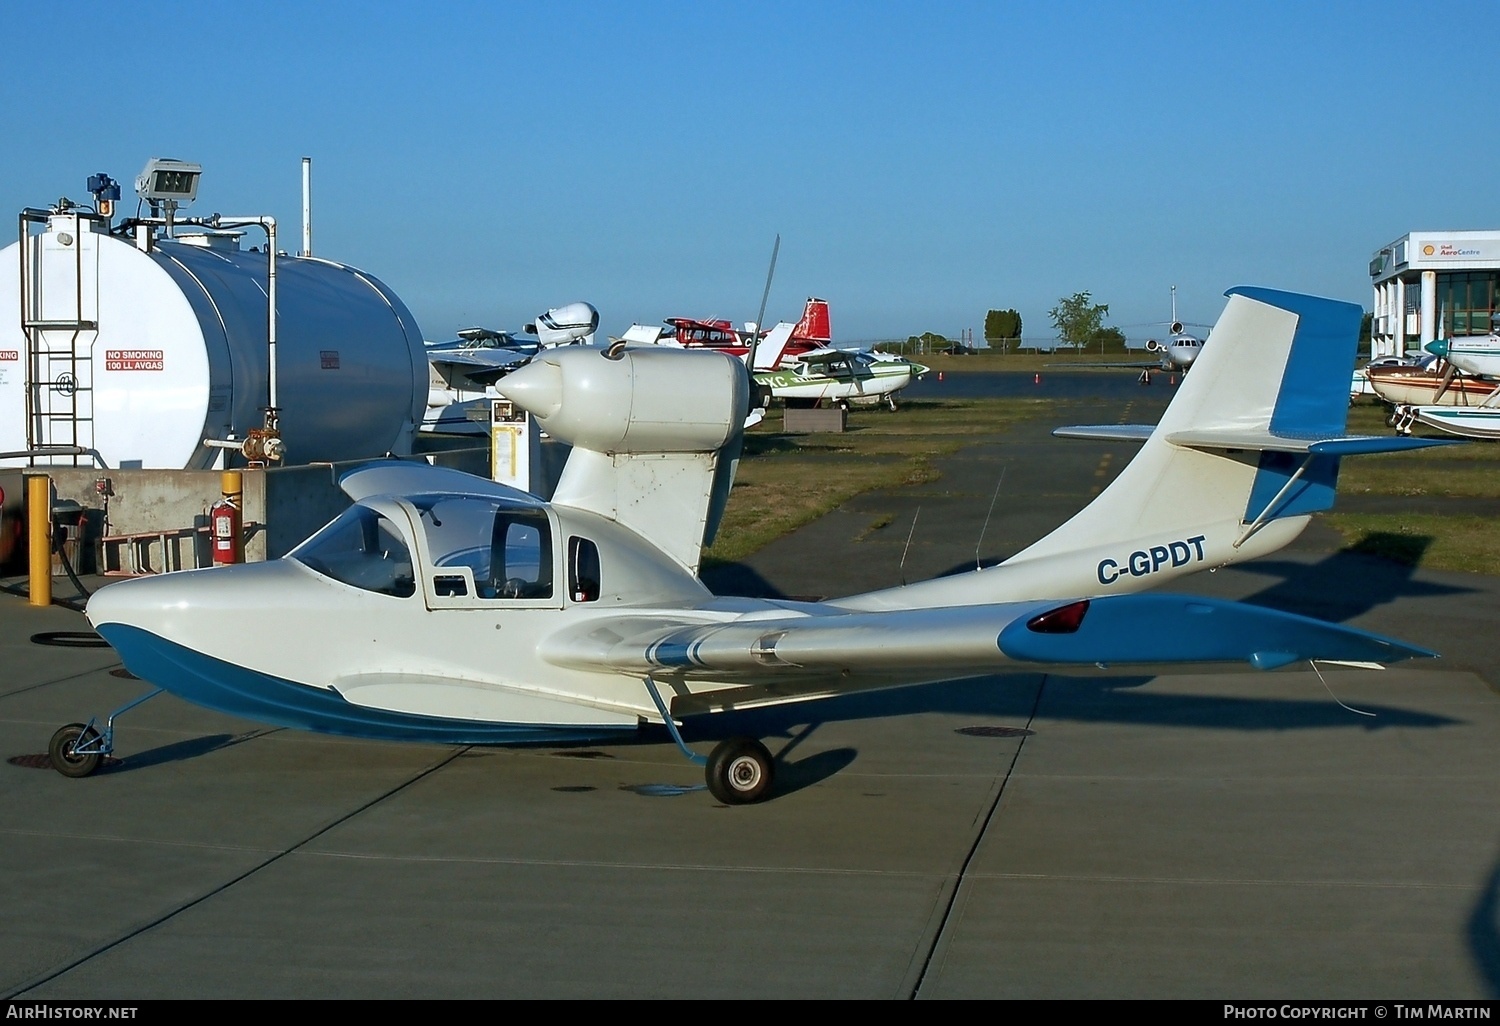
[4,1,1495,344]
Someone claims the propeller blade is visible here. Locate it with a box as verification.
[747,234,780,370]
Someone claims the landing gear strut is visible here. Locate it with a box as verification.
[48,687,163,778]
[642,675,778,804]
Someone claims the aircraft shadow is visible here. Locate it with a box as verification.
[698,561,790,600]
[666,671,1455,746]
[97,731,265,774]
[1469,845,1500,997]
[1233,539,1473,624]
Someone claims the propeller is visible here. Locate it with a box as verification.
[745,234,780,372]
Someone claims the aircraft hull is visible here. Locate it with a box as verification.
[96,621,636,746]
[1366,366,1498,406]
[1410,406,1500,439]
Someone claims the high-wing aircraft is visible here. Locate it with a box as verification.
[424,302,600,436]
[1424,334,1500,378]
[62,287,1451,803]
[621,298,834,370]
[754,347,929,410]
[625,298,926,408]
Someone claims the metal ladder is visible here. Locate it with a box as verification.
[19,210,100,466]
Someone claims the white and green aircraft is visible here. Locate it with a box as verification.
[754,347,929,410]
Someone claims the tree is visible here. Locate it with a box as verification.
[904,331,952,354]
[1089,325,1127,352]
[1049,291,1110,353]
[984,309,1022,350]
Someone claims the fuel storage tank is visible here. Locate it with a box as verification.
[0,212,427,469]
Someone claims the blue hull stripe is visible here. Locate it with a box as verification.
[96,623,633,746]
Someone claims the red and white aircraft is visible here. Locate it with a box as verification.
[622,297,834,372]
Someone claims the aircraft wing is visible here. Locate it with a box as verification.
[1047,360,1162,370]
[429,349,531,385]
[538,593,1433,689]
[338,461,543,504]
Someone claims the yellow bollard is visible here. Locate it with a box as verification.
[27,474,50,608]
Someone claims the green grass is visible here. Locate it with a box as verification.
[702,398,1053,564]
[1327,402,1500,573]
[1323,514,1500,575]
[703,392,1500,577]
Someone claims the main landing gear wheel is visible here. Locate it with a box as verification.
[49,722,103,778]
[705,737,775,804]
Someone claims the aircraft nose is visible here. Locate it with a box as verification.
[86,561,308,636]
[1425,339,1449,358]
[496,357,563,418]
[86,573,189,631]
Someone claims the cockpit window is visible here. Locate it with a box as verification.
[410,496,553,601]
[569,536,600,602]
[291,505,415,598]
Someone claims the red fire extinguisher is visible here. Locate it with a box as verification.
[211,471,242,565]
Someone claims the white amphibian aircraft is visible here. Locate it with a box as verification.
[64,287,1449,803]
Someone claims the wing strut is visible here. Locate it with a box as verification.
[643,675,708,766]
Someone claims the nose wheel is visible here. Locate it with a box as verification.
[705,737,775,804]
[49,722,104,778]
[49,687,163,778]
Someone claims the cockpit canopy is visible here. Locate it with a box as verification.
[290,495,555,602]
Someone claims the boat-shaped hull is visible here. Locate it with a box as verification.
[1366,365,1498,406]
[1411,405,1500,439]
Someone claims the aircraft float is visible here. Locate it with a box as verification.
[59,287,1453,803]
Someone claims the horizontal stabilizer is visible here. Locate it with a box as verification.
[1165,429,1461,455]
[1052,425,1154,443]
[1054,426,1459,454]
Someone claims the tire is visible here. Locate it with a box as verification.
[705,737,774,804]
[49,723,103,778]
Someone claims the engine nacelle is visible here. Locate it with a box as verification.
[526,302,600,347]
[497,346,749,453]
[1145,338,1163,352]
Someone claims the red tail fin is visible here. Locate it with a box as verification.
[792,297,831,344]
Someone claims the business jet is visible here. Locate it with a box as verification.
[61,287,1450,803]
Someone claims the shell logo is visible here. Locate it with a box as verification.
[1424,245,1436,256]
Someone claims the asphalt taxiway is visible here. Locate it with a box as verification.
[2,383,1498,999]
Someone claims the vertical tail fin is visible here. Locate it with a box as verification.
[792,297,831,344]
[841,287,1451,611]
